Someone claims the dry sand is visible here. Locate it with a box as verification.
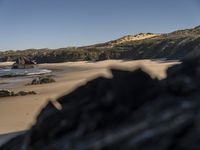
[0,60,179,143]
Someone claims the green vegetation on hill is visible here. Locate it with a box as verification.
[1,26,200,63]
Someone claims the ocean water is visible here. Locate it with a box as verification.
[0,68,52,77]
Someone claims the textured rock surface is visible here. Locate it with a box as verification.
[0,89,36,97]
[12,57,36,69]
[2,57,200,149]
[30,76,55,85]
[0,89,14,97]
[15,91,37,96]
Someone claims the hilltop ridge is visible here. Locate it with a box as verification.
[0,25,200,63]
[85,33,160,48]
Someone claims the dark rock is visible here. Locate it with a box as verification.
[3,57,200,149]
[0,89,36,97]
[165,57,200,95]
[30,76,55,85]
[0,89,14,97]
[15,91,37,96]
[12,57,37,69]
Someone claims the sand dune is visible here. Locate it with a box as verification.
[0,60,179,136]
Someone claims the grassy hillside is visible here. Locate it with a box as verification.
[0,26,200,63]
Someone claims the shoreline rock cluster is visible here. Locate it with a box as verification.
[0,89,36,97]
[2,57,200,149]
[28,76,56,85]
[12,57,36,69]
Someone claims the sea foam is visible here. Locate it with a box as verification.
[0,68,52,77]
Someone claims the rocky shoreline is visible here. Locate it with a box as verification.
[1,57,200,149]
[0,89,36,97]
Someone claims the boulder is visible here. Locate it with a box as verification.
[12,57,37,69]
[30,76,55,85]
[0,89,36,97]
[0,89,14,97]
[15,91,37,96]
[3,57,200,149]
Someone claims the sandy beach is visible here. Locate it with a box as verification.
[0,60,179,144]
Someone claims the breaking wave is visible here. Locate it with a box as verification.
[0,68,52,77]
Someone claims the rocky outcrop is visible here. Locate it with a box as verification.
[15,91,37,96]
[12,57,37,69]
[30,76,55,85]
[0,89,36,97]
[2,57,200,149]
[0,89,14,97]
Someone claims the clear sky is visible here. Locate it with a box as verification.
[0,0,200,50]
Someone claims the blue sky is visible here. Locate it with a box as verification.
[0,0,200,50]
